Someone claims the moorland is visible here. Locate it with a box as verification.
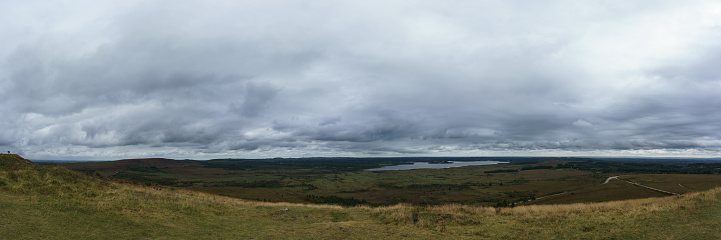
[61,157,721,207]
[3,154,721,239]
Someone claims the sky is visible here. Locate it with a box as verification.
[1,0,720,160]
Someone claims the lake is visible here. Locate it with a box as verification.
[365,160,508,171]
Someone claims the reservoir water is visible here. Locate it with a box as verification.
[365,160,507,171]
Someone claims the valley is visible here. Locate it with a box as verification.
[59,157,721,207]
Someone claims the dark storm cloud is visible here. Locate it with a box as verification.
[1,0,720,159]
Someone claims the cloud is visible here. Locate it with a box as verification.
[573,119,594,128]
[1,0,720,159]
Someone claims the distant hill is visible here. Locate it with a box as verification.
[2,154,721,239]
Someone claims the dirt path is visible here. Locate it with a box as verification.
[603,176,619,184]
[519,175,678,206]
[623,180,679,196]
[605,175,678,195]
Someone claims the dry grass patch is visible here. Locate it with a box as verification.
[372,188,719,229]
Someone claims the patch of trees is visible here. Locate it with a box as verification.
[203,179,285,188]
[110,171,197,187]
[375,182,477,191]
[502,191,536,199]
[305,195,368,206]
[556,160,721,174]
[521,165,554,170]
[484,169,518,173]
[127,166,162,173]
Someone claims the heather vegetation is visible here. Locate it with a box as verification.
[3,154,721,239]
[63,157,721,206]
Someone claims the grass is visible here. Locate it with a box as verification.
[3,154,721,239]
[370,190,721,239]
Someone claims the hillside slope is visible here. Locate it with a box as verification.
[1,154,721,239]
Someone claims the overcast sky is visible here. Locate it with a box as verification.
[1,1,720,160]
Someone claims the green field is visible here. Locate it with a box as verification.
[3,154,721,239]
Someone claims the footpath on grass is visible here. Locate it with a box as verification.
[604,175,679,196]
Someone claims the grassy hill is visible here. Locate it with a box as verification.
[2,154,721,239]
